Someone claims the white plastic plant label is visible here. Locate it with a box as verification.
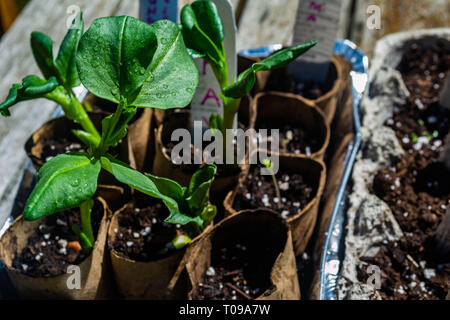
[190,0,237,131]
[291,0,343,83]
[139,0,179,23]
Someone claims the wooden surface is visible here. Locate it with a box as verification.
[236,0,353,51]
[351,0,450,57]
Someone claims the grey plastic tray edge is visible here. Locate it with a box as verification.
[318,40,368,300]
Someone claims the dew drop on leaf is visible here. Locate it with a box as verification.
[70,179,80,188]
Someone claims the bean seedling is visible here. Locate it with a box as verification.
[180,0,317,149]
[263,159,282,210]
[0,12,101,148]
[21,15,207,253]
[147,164,217,251]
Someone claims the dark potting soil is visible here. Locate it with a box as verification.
[41,132,122,166]
[42,138,86,162]
[111,199,182,262]
[164,141,206,173]
[12,203,103,278]
[257,121,323,155]
[164,141,240,177]
[368,155,450,299]
[358,41,450,300]
[397,40,450,107]
[387,39,450,150]
[197,243,269,300]
[41,136,122,165]
[233,165,314,218]
[39,101,142,164]
[265,68,334,100]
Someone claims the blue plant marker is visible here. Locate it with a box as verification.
[139,0,179,23]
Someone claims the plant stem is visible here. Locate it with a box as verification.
[45,88,100,141]
[74,198,95,253]
[80,198,95,245]
[221,98,241,160]
[263,160,282,210]
[270,172,282,210]
[94,100,125,158]
[212,59,243,163]
[68,90,100,139]
[211,61,229,91]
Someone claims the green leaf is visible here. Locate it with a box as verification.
[186,180,213,215]
[191,0,224,51]
[24,153,101,221]
[222,41,318,98]
[186,165,216,215]
[262,158,273,170]
[100,156,160,198]
[0,76,59,117]
[164,211,203,227]
[181,0,225,67]
[77,16,157,103]
[100,156,204,227]
[147,166,216,228]
[187,48,206,59]
[100,107,136,150]
[77,17,198,110]
[187,164,217,197]
[0,85,20,117]
[200,204,216,229]
[145,174,185,203]
[30,12,84,88]
[131,20,199,109]
[99,156,203,225]
[208,113,223,132]
[22,76,58,96]
[30,32,56,80]
[55,11,84,88]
